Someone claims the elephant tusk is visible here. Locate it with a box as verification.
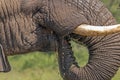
[73,24,120,36]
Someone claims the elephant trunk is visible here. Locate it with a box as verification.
[58,34,120,80]
[56,0,120,79]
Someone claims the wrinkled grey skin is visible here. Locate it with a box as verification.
[0,0,58,55]
[55,0,120,80]
[0,0,120,80]
[0,0,59,72]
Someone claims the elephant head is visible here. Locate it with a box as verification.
[0,0,120,79]
[27,0,120,80]
[20,0,120,79]
[20,0,120,36]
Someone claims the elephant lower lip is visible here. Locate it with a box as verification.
[73,24,120,36]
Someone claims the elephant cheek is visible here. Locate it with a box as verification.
[21,30,58,53]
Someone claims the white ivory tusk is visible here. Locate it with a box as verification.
[73,24,120,36]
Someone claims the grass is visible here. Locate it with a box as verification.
[0,42,120,80]
[113,69,120,80]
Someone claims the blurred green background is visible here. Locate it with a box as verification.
[0,0,120,80]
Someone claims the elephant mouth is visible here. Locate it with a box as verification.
[73,24,120,36]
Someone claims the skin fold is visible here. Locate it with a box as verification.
[0,0,58,72]
[0,0,120,80]
[0,0,58,55]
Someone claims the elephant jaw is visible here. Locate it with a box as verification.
[73,24,120,36]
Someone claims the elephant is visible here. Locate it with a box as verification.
[0,0,120,80]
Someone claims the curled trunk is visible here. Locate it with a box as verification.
[58,34,120,80]
[56,0,120,79]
